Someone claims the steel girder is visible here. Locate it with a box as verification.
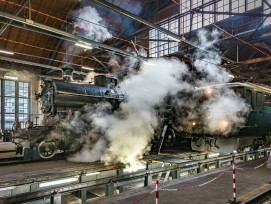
[88,0,235,63]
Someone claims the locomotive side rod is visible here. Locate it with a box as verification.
[157,125,168,154]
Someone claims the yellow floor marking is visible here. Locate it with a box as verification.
[238,183,271,202]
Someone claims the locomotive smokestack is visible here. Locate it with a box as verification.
[61,66,74,82]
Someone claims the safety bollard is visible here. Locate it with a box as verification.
[232,162,236,202]
[229,162,241,204]
[155,179,159,204]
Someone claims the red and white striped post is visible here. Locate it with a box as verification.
[155,179,159,204]
[232,162,237,203]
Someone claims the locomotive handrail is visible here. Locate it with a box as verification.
[56,91,126,100]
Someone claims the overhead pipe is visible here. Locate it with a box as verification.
[0,55,86,76]
[88,0,236,63]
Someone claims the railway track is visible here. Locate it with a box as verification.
[0,148,269,204]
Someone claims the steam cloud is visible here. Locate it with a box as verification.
[73,6,112,42]
[191,30,251,134]
[45,29,251,166]
[68,58,190,166]
[62,5,112,67]
[109,47,147,79]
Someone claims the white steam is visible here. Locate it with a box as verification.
[73,6,112,42]
[201,89,250,135]
[69,58,189,166]
[52,29,251,166]
[191,29,251,135]
[194,29,230,84]
[101,59,189,166]
[109,47,147,79]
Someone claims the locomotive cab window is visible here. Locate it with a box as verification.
[256,92,264,106]
[232,87,244,98]
[245,89,252,105]
[264,94,271,107]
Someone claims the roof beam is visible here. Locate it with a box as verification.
[0,11,147,60]
[195,10,271,17]
[0,0,30,35]
[240,56,271,64]
[88,0,235,63]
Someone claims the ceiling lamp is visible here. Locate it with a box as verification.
[0,50,14,55]
[82,66,95,71]
[75,41,93,50]
[167,35,181,42]
[4,76,18,80]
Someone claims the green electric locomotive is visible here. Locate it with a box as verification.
[188,82,271,153]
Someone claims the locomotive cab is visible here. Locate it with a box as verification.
[94,75,118,87]
[40,82,54,115]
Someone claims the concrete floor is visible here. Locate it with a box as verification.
[88,157,271,204]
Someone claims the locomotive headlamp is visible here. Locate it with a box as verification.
[222,120,229,127]
[205,88,213,95]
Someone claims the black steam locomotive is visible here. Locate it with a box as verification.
[13,68,125,159]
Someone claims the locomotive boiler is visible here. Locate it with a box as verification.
[13,67,125,159]
[39,67,125,115]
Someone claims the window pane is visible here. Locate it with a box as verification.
[5,97,15,113]
[149,19,179,57]
[19,114,28,128]
[3,80,30,130]
[19,82,29,97]
[5,80,15,97]
[19,98,29,115]
[5,114,15,129]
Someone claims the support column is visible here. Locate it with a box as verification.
[80,188,87,203]
[50,191,61,204]
[216,160,221,168]
[144,162,152,186]
[197,163,204,173]
[170,169,181,179]
[105,181,114,197]
[255,151,260,159]
[243,153,249,162]
[117,169,124,193]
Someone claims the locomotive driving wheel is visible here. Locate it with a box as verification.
[38,141,56,159]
